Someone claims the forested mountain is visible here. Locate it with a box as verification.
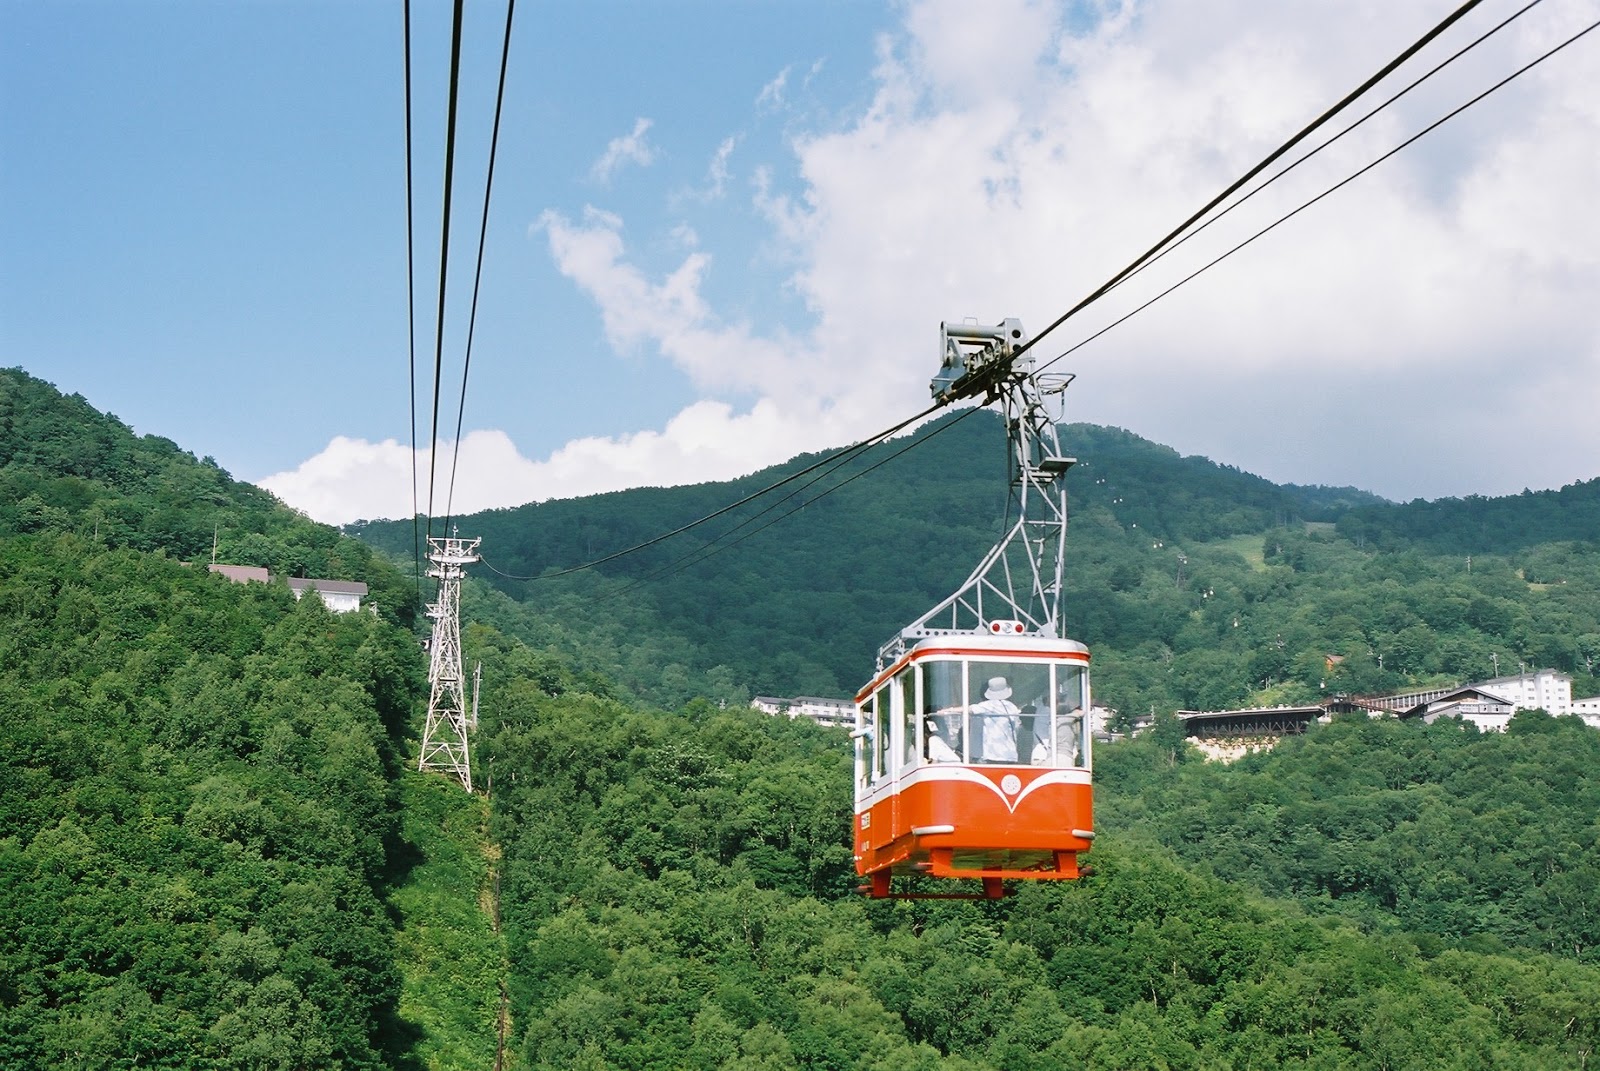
[1101,712,1600,961]
[477,670,1600,1069]
[351,408,1600,713]
[0,536,418,1065]
[0,368,415,626]
[9,367,1600,1070]
[0,369,431,1064]
[1337,477,1600,555]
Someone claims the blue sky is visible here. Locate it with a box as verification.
[4,0,1597,524]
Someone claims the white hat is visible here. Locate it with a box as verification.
[984,677,1011,700]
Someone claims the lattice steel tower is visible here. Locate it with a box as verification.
[419,535,480,790]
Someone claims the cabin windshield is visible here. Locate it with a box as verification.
[1038,664,1088,768]
[914,656,1089,769]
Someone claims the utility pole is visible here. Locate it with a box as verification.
[418,535,481,791]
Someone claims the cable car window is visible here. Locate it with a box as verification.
[966,661,1045,765]
[921,661,963,763]
[874,685,892,783]
[1060,664,1088,767]
[897,668,917,770]
[854,697,871,791]
[1027,664,1088,767]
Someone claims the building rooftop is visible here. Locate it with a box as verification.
[208,564,269,584]
[285,577,370,596]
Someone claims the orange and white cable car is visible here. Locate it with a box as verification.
[854,631,1093,898]
[855,319,1094,898]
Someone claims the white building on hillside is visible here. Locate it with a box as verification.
[209,563,369,613]
[1474,668,1572,716]
[751,695,854,729]
[286,577,369,614]
[1411,688,1517,733]
[1392,670,1593,733]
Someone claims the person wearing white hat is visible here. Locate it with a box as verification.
[969,676,1021,763]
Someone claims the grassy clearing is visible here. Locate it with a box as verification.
[1208,532,1268,570]
[389,771,507,1071]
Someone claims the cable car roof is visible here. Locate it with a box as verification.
[858,632,1090,702]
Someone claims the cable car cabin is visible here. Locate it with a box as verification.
[853,634,1093,899]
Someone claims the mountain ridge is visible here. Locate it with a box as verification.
[349,408,1600,712]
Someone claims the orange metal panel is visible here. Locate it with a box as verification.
[854,765,1092,884]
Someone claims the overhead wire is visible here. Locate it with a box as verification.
[443,0,518,535]
[595,406,987,601]
[424,0,468,541]
[589,406,988,605]
[479,0,1493,585]
[1102,0,1546,300]
[402,0,423,599]
[1006,0,1487,368]
[480,0,1590,594]
[476,399,947,581]
[1034,10,1600,382]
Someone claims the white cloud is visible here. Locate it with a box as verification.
[669,222,700,248]
[271,0,1600,522]
[258,404,832,526]
[537,206,804,395]
[672,135,740,206]
[706,135,737,198]
[757,0,1600,499]
[591,117,656,182]
[756,66,791,113]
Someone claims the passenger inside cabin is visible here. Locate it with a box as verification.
[926,718,960,762]
[1031,706,1083,766]
[970,677,1021,763]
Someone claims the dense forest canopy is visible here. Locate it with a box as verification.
[0,370,429,1064]
[352,408,1600,714]
[8,367,1600,1069]
[0,367,415,627]
[0,533,422,1066]
[478,665,1600,1070]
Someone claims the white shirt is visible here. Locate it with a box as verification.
[969,698,1020,762]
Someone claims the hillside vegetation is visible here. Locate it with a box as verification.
[0,533,418,1065]
[353,409,1600,713]
[475,662,1600,1069]
[0,369,464,1066]
[0,367,415,626]
[8,367,1600,1069]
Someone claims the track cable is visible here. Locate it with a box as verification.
[1101,0,1546,301]
[477,400,946,581]
[1007,0,1488,368]
[1036,11,1600,381]
[473,3,1592,592]
[424,0,468,541]
[444,0,518,535]
[403,0,424,598]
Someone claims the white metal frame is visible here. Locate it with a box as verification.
[418,535,481,791]
[879,320,1076,670]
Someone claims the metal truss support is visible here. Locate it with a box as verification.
[419,535,481,791]
[879,320,1076,669]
